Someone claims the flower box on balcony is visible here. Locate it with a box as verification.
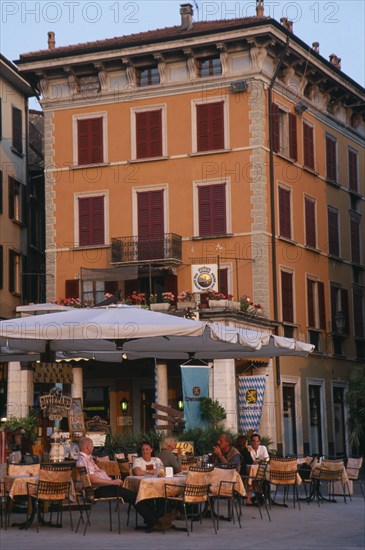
[177,301,196,310]
[209,299,229,309]
[150,303,170,312]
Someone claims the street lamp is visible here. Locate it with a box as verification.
[120,398,128,415]
[335,310,346,334]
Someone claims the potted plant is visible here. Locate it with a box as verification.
[239,295,251,312]
[177,290,196,310]
[207,291,229,309]
[125,291,146,307]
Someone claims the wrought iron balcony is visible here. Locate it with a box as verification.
[111,233,182,265]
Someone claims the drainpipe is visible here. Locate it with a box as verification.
[268,36,290,387]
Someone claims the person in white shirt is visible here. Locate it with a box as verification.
[133,441,163,476]
[247,433,269,463]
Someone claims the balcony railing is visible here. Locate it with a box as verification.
[111,233,182,264]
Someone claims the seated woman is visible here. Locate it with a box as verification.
[235,435,253,476]
[158,437,182,474]
[133,441,163,476]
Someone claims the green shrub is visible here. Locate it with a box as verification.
[200,397,226,429]
[3,409,39,442]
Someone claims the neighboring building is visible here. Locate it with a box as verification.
[14,3,365,455]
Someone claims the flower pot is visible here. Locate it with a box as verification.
[150,303,170,312]
[229,301,240,310]
[177,301,196,310]
[209,299,229,309]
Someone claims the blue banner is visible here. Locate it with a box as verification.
[238,376,266,434]
[181,364,211,431]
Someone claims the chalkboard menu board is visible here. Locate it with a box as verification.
[68,398,85,439]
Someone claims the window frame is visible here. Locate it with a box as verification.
[303,120,315,170]
[130,104,167,161]
[132,183,169,237]
[327,205,340,257]
[278,184,292,240]
[72,112,108,167]
[198,57,222,78]
[138,66,160,87]
[193,177,231,238]
[272,103,298,161]
[12,106,23,155]
[191,97,229,154]
[325,133,338,183]
[280,268,295,325]
[73,190,109,247]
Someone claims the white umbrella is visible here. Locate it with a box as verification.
[0,304,313,360]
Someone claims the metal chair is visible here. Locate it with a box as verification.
[0,481,9,530]
[316,459,350,506]
[164,482,216,536]
[269,457,301,510]
[241,462,271,521]
[346,457,364,500]
[76,466,123,535]
[27,478,73,532]
[213,480,241,531]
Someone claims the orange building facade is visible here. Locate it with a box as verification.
[16,4,365,455]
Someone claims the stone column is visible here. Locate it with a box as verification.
[6,362,22,418]
[155,363,168,425]
[20,365,34,417]
[71,367,83,400]
[212,359,237,431]
[259,361,277,446]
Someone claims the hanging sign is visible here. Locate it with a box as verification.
[181,361,211,431]
[191,264,218,293]
[39,387,72,420]
[238,375,266,434]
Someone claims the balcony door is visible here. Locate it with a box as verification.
[138,190,164,260]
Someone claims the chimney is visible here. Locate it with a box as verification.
[329,54,341,69]
[280,17,293,32]
[256,0,264,17]
[180,3,193,30]
[312,42,320,53]
[48,31,55,49]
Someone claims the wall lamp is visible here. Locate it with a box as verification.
[294,102,309,114]
[335,310,346,334]
[120,398,129,415]
[178,398,184,411]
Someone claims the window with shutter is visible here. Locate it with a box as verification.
[218,268,228,297]
[279,187,291,239]
[139,66,160,87]
[77,117,103,165]
[136,110,162,159]
[307,279,326,330]
[303,122,314,170]
[137,190,164,260]
[198,183,226,237]
[353,287,364,338]
[281,271,294,323]
[326,135,337,182]
[199,57,222,77]
[305,197,316,248]
[197,102,224,152]
[65,280,79,299]
[78,196,105,246]
[348,150,358,192]
[271,105,297,160]
[328,207,339,256]
[12,107,22,154]
[0,245,3,289]
[350,218,361,264]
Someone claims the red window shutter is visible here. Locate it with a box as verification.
[218,268,228,297]
[341,288,349,334]
[348,150,358,192]
[351,219,360,264]
[328,209,339,256]
[272,103,280,153]
[303,123,314,169]
[307,279,315,328]
[281,271,294,323]
[318,282,326,330]
[289,113,298,161]
[198,184,226,237]
[197,102,224,152]
[137,190,164,260]
[65,280,79,299]
[77,118,103,165]
[353,288,364,338]
[136,110,162,159]
[279,187,291,239]
[78,196,105,246]
[326,136,337,181]
[305,197,316,248]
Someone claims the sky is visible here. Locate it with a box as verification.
[1,0,364,105]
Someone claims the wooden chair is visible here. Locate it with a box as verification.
[75,466,123,535]
[164,482,216,536]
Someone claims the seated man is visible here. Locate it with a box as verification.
[77,437,172,531]
[212,433,241,472]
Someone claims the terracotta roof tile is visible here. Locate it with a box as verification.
[18,16,269,62]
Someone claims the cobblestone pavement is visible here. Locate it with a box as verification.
[1,495,364,550]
